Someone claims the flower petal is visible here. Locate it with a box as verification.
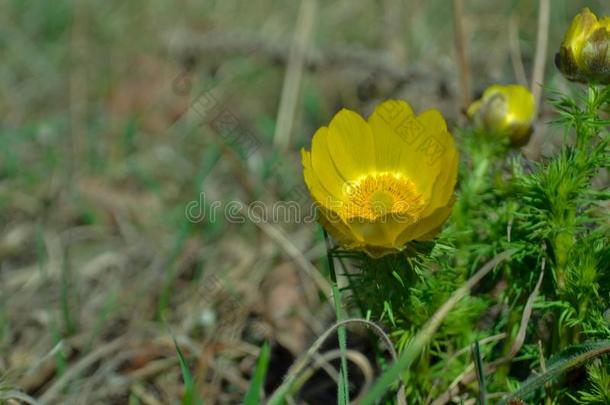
[310,126,348,202]
[367,99,416,172]
[395,198,455,245]
[564,8,599,66]
[408,109,456,202]
[302,148,340,208]
[421,144,459,216]
[326,109,376,180]
[344,215,408,249]
[318,208,364,247]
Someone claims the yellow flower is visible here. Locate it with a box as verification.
[467,84,535,146]
[301,100,458,257]
[556,7,610,84]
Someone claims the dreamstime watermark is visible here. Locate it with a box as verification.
[185,192,426,225]
[185,192,318,224]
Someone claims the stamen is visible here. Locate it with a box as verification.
[341,173,425,221]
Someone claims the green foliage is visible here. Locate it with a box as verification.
[334,84,610,403]
[573,361,610,404]
[499,340,610,403]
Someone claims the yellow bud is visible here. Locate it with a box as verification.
[556,8,610,83]
[467,84,535,146]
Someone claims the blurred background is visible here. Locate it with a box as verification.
[1,0,609,403]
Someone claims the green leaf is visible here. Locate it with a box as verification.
[499,340,610,404]
[473,340,487,405]
[244,342,271,405]
[173,336,204,405]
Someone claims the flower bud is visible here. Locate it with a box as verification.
[467,84,535,146]
[556,8,610,84]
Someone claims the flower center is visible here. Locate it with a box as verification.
[341,173,426,221]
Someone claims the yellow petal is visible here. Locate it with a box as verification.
[301,148,339,208]
[318,207,364,247]
[564,8,599,65]
[466,100,482,119]
[504,85,535,125]
[422,145,459,216]
[367,99,416,172]
[346,217,392,248]
[310,127,347,202]
[395,199,455,245]
[346,212,420,249]
[326,109,376,179]
[409,109,456,202]
[368,103,453,203]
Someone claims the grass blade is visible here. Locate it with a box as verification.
[333,283,350,405]
[325,230,350,404]
[173,336,204,405]
[244,342,271,405]
[473,340,487,405]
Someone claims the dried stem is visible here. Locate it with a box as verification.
[453,0,472,110]
[508,15,528,88]
[273,0,317,151]
[531,0,550,112]
[165,31,420,82]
